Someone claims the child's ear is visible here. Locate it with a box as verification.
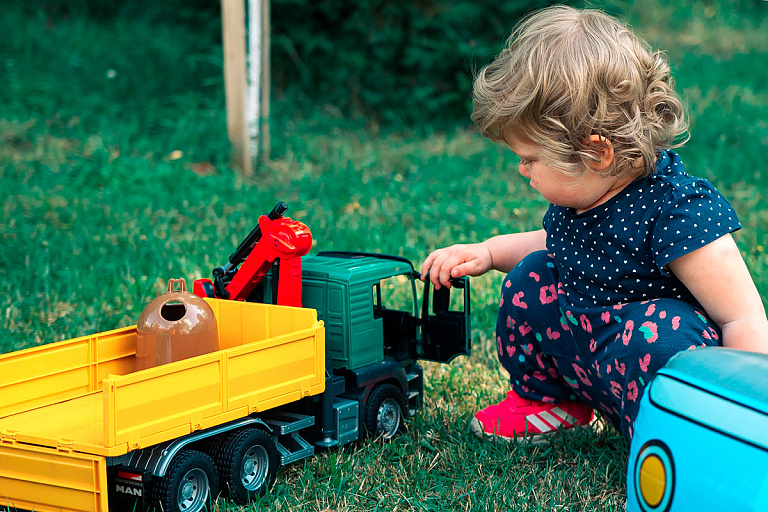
[586,134,614,171]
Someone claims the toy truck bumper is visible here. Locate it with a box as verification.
[0,441,108,512]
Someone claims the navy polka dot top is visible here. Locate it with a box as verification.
[543,150,741,307]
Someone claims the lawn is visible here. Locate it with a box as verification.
[1,1,766,510]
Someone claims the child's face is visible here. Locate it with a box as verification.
[502,128,631,213]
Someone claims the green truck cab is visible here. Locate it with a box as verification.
[261,251,470,445]
[302,251,470,370]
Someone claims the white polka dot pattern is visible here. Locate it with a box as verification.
[542,150,741,307]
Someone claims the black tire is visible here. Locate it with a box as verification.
[150,449,219,512]
[364,383,406,440]
[211,428,279,505]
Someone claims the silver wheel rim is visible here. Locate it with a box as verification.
[377,398,401,439]
[241,444,269,491]
[176,467,209,511]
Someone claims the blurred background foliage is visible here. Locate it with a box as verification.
[2,0,767,346]
[268,0,560,125]
[19,0,768,128]
[3,0,766,338]
[22,0,568,128]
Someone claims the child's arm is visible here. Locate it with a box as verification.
[421,229,547,289]
[667,233,768,354]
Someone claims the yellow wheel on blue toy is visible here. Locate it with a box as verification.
[634,440,675,512]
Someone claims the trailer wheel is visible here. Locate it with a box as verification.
[151,449,218,512]
[213,428,279,504]
[364,383,405,440]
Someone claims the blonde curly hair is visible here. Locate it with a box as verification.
[472,6,688,177]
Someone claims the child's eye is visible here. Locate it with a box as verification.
[519,158,532,166]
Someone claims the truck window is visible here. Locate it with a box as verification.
[372,274,417,317]
[373,283,382,318]
[440,284,466,314]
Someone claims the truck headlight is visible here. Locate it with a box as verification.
[634,440,674,512]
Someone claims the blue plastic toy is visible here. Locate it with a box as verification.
[627,346,768,511]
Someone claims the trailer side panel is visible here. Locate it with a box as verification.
[0,442,108,512]
[0,300,325,456]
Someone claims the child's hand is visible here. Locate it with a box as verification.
[421,243,494,289]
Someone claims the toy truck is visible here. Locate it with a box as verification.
[192,201,471,447]
[0,207,471,512]
[0,299,324,512]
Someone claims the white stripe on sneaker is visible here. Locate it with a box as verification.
[525,413,555,433]
[550,406,578,425]
[538,410,563,429]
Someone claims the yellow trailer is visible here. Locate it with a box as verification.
[0,299,324,512]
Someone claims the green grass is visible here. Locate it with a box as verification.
[243,356,629,511]
[1,1,767,510]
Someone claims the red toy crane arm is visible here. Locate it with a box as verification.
[193,211,312,307]
[223,215,312,306]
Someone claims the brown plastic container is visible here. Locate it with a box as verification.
[135,278,219,371]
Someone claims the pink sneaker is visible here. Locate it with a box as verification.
[469,390,593,441]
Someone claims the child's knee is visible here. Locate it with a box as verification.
[500,251,559,312]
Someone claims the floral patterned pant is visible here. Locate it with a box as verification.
[496,251,720,438]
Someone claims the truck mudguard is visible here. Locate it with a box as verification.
[344,357,410,395]
[114,417,271,477]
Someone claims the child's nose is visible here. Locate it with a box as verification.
[518,164,530,178]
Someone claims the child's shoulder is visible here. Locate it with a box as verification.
[649,150,704,185]
[633,150,739,233]
[641,150,721,203]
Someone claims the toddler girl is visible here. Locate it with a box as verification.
[422,6,768,439]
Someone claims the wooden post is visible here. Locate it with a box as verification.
[260,0,271,161]
[221,0,252,176]
[247,0,261,158]
[246,0,271,162]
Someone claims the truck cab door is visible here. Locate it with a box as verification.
[419,277,471,363]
